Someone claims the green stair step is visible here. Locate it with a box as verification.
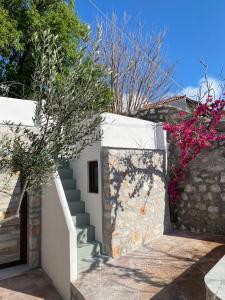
[65,189,81,202]
[77,241,101,261]
[58,160,70,169]
[76,225,95,244]
[61,179,76,189]
[72,213,90,227]
[68,201,85,214]
[59,168,73,179]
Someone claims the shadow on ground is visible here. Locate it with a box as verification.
[73,231,225,300]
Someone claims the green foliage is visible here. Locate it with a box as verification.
[0,6,22,56]
[0,31,111,191]
[0,0,88,97]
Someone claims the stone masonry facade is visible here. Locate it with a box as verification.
[174,141,225,234]
[131,105,225,235]
[0,172,21,265]
[101,147,171,258]
[0,126,41,268]
[27,189,42,268]
[0,172,41,268]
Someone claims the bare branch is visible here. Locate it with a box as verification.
[95,12,175,113]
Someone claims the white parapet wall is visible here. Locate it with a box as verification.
[0,97,35,126]
[101,113,165,149]
[42,175,77,300]
[205,255,225,300]
[70,113,166,246]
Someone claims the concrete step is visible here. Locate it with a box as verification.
[61,179,76,189]
[68,201,85,214]
[78,255,109,273]
[59,168,73,179]
[65,189,81,202]
[76,225,95,244]
[72,213,90,227]
[77,241,101,261]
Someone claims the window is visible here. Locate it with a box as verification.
[88,161,98,193]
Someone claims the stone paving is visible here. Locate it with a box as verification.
[72,231,225,300]
[0,269,62,299]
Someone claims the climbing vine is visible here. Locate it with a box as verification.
[163,96,225,202]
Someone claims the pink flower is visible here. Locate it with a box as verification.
[163,99,225,201]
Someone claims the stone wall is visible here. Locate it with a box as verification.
[174,141,225,234]
[0,172,21,265]
[132,105,225,235]
[0,126,41,268]
[0,173,41,267]
[27,189,42,268]
[101,147,171,258]
[130,105,183,124]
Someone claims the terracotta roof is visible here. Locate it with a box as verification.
[143,95,196,109]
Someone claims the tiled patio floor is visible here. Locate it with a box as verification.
[0,269,62,300]
[72,231,225,300]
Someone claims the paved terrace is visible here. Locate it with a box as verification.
[0,269,62,299]
[72,231,225,300]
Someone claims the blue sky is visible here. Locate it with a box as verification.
[76,0,225,96]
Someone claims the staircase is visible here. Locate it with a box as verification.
[58,162,107,272]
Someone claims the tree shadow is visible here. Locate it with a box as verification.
[150,244,225,300]
[102,148,171,256]
[0,174,22,267]
[73,233,225,300]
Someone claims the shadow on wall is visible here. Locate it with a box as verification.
[109,150,168,231]
[0,172,22,266]
[0,172,21,220]
[102,147,171,257]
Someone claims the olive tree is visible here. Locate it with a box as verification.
[0,30,111,223]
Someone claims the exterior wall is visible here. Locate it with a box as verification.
[205,255,225,300]
[27,190,42,269]
[42,175,77,300]
[0,98,41,268]
[173,141,225,234]
[0,172,21,265]
[130,105,184,124]
[70,142,103,243]
[133,106,225,236]
[0,97,35,126]
[101,113,165,150]
[101,147,170,257]
[71,113,166,245]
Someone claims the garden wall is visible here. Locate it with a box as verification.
[0,98,41,268]
[172,140,225,234]
[101,147,170,257]
[0,172,21,266]
[132,105,225,235]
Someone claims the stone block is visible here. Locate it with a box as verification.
[185,184,196,193]
[208,206,219,213]
[199,184,207,192]
[112,243,121,258]
[210,185,221,193]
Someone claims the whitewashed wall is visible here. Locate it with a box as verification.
[0,97,35,126]
[70,142,103,242]
[42,175,77,300]
[101,113,165,149]
[70,113,166,246]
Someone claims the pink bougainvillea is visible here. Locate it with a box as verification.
[163,97,225,202]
